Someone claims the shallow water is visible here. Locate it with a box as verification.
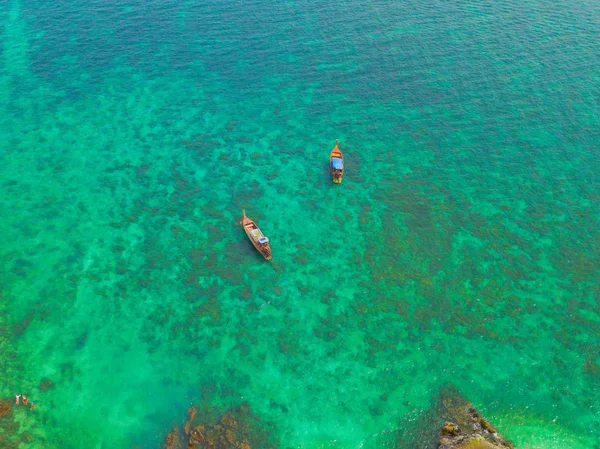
[0,0,599,448]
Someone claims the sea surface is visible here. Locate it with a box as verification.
[1,0,599,448]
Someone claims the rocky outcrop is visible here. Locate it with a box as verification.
[437,387,513,449]
[392,385,514,449]
[163,403,277,449]
[162,386,512,449]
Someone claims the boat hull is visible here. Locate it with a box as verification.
[241,210,272,260]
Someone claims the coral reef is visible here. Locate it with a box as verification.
[159,383,523,449]
[163,403,277,449]
[161,387,516,449]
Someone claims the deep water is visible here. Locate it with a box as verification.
[0,0,599,448]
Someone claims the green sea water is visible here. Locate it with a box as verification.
[0,0,599,448]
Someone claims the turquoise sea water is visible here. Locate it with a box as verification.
[1,0,599,447]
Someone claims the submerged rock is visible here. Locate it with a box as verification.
[163,427,181,449]
[0,399,12,419]
[183,406,197,435]
[164,402,277,449]
[186,409,252,449]
[162,386,513,449]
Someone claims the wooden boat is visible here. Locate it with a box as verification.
[240,210,272,260]
[330,140,344,184]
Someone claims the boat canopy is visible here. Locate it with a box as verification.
[332,157,343,169]
[258,237,269,244]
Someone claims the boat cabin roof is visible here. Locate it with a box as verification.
[250,228,265,241]
[332,157,343,169]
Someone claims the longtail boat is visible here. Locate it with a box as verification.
[330,140,344,184]
[240,210,272,260]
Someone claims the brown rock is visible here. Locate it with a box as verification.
[441,422,457,434]
[202,430,216,448]
[238,440,252,449]
[225,428,236,444]
[184,406,198,435]
[480,418,497,434]
[163,427,179,449]
[187,425,206,448]
[220,412,238,429]
[178,403,276,449]
[187,406,197,423]
[0,399,12,419]
[436,386,514,449]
